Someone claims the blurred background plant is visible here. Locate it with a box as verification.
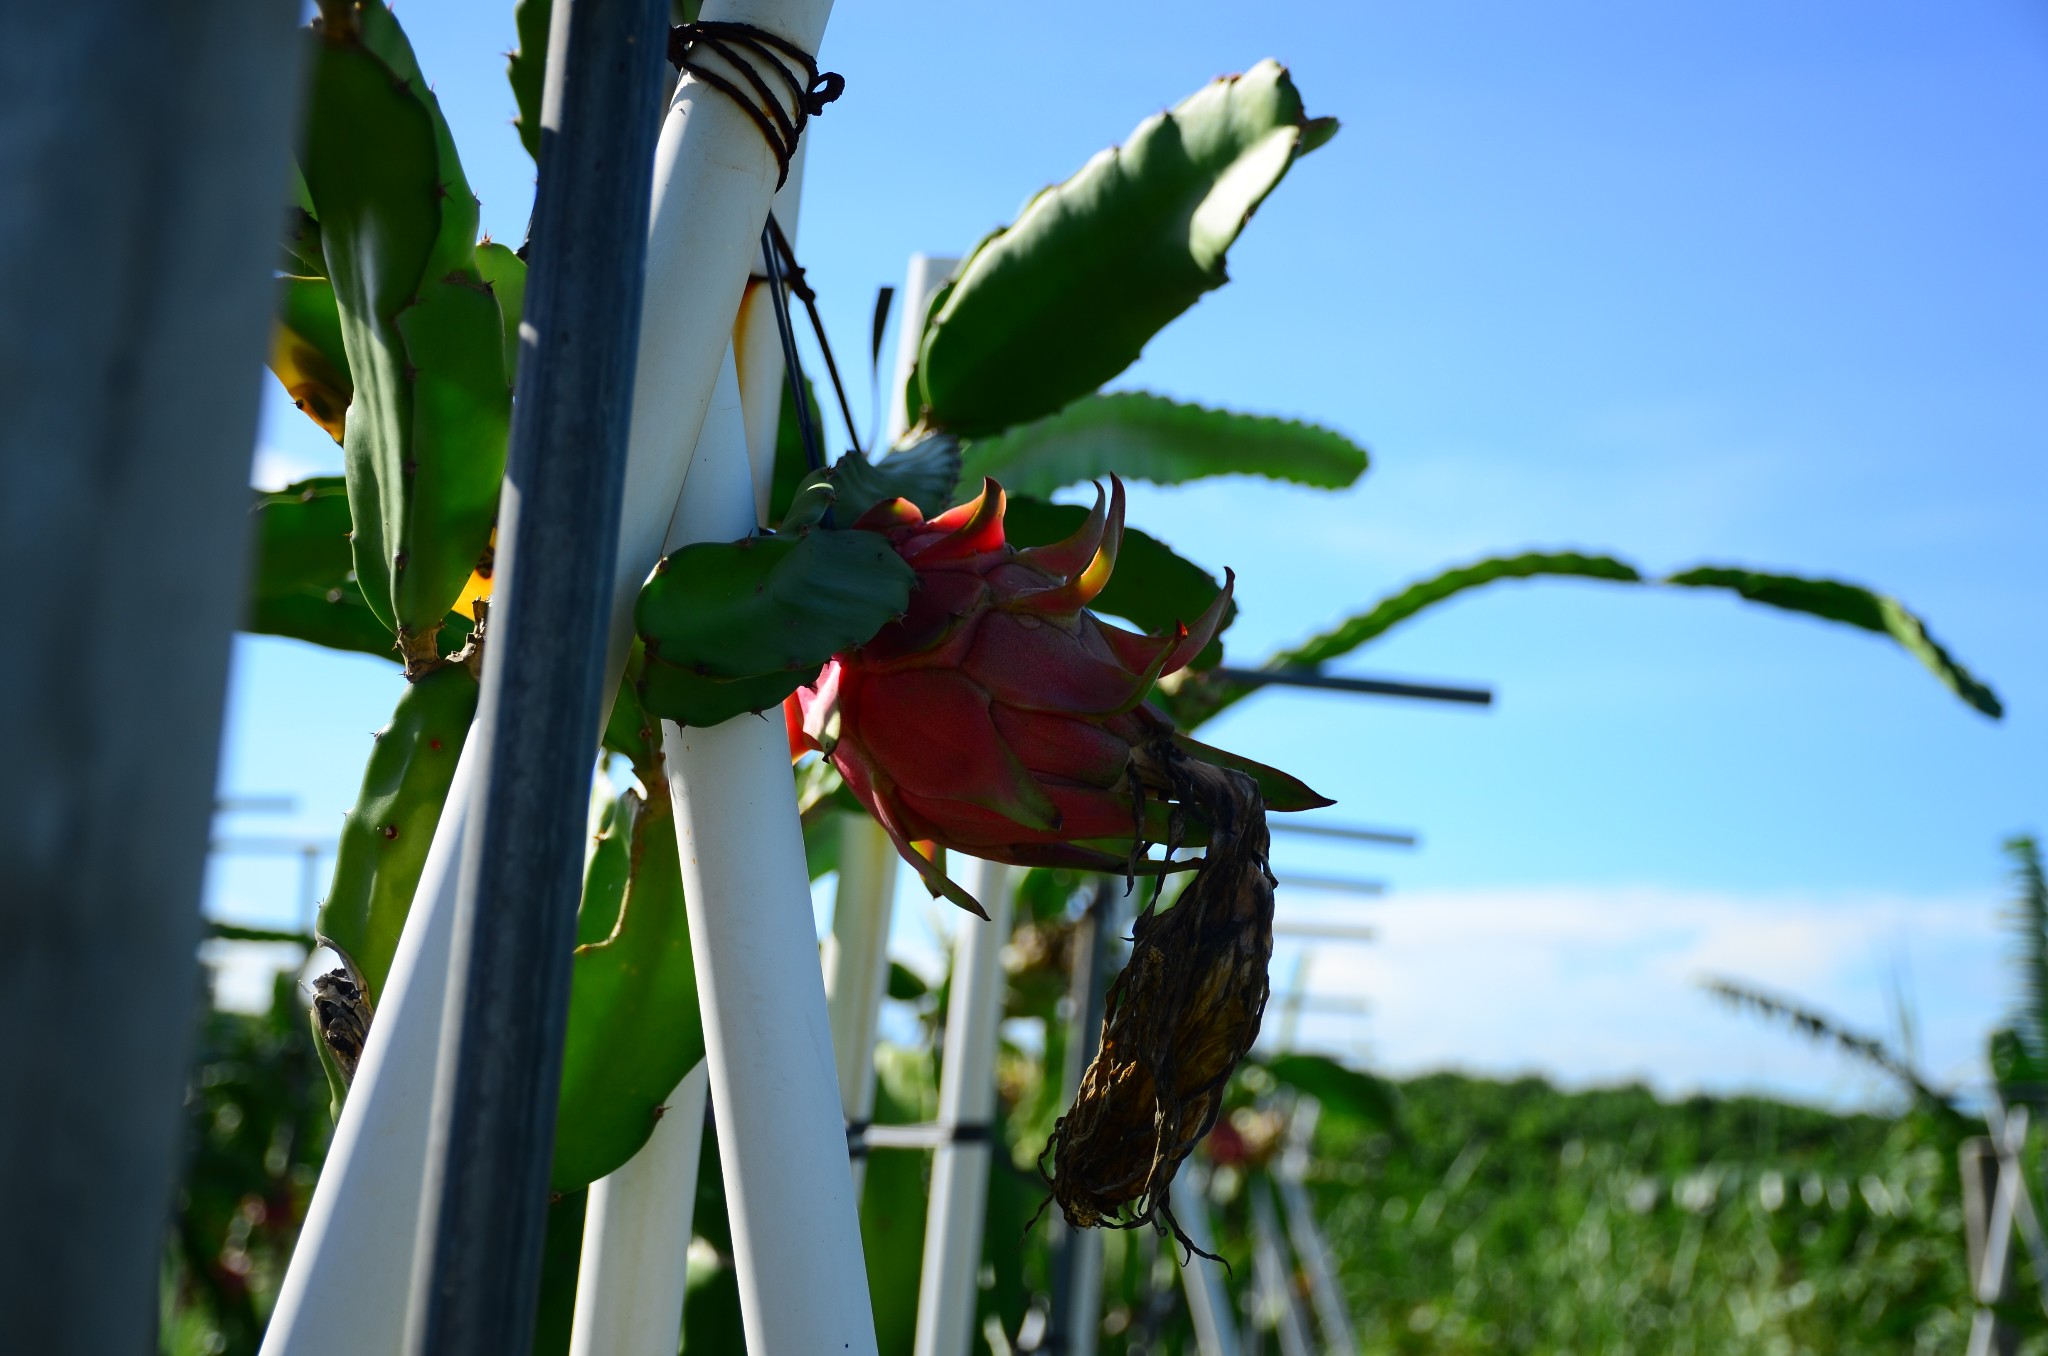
[162,964,330,1356]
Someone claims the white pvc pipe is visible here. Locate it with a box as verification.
[884,254,959,443]
[262,748,476,1356]
[264,0,835,1345]
[661,345,878,1353]
[601,0,836,685]
[1276,1099,1358,1355]
[1250,1181,1313,1356]
[566,108,814,1356]
[823,253,957,1198]
[1169,1169,1241,1356]
[824,817,899,1197]
[912,859,1013,1356]
[568,1061,710,1356]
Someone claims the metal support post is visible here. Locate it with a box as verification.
[406,1,667,1348]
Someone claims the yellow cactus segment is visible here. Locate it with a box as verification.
[269,320,349,444]
[452,528,496,621]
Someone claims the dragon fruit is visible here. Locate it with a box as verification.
[787,475,1328,1241]
[786,475,1324,913]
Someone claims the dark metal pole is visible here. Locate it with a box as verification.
[405,1,666,1350]
[0,3,302,1349]
[1214,666,1493,706]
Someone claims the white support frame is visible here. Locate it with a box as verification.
[661,347,877,1353]
[824,254,959,1197]
[913,858,1014,1356]
[262,1,841,1348]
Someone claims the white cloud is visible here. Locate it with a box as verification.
[1264,882,2009,1110]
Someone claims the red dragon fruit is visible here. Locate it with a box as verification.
[787,475,1324,913]
[787,475,1329,1242]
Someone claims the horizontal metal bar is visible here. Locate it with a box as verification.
[1271,821,1416,847]
[1276,874,1386,897]
[1216,666,1493,706]
[849,1122,993,1154]
[213,794,299,815]
[1272,922,1378,941]
[206,921,315,946]
[209,836,334,856]
[1276,996,1371,1015]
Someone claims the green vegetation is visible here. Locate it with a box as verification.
[161,972,331,1356]
[164,964,2023,1354]
[1302,1073,1992,1355]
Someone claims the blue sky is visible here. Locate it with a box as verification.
[216,1,2046,1106]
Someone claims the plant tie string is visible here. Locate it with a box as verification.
[759,224,826,475]
[764,215,866,460]
[666,22,843,189]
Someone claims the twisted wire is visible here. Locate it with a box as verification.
[666,21,844,188]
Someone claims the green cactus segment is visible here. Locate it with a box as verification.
[1167,733,1333,813]
[766,373,827,525]
[1161,550,2005,732]
[551,783,705,1192]
[1002,495,1236,669]
[532,1187,586,1356]
[474,241,527,379]
[508,0,553,164]
[1277,553,1647,669]
[958,392,1368,503]
[1665,566,2003,718]
[269,276,352,443]
[913,61,1334,437]
[246,477,395,660]
[602,640,663,770]
[300,4,511,672]
[806,431,964,524]
[778,432,963,533]
[635,529,916,727]
[317,662,479,1002]
[575,784,631,947]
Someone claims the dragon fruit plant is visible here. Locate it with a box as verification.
[659,60,2001,1265]
[247,1,719,1196]
[780,475,1327,1239]
[245,5,2002,1268]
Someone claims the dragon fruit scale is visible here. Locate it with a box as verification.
[786,476,1328,917]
